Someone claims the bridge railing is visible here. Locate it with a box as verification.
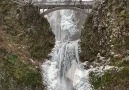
[33,1,94,6]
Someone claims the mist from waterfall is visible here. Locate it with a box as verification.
[41,0,92,90]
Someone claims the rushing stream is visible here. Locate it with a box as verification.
[40,0,92,90]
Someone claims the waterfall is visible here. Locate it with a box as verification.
[41,0,92,90]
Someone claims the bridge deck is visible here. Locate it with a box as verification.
[33,1,94,9]
[38,5,92,9]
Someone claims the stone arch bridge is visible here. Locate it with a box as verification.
[33,0,95,15]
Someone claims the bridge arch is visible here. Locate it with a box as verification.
[41,7,90,15]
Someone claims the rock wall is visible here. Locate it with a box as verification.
[80,0,129,62]
[80,0,129,89]
[0,0,55,89]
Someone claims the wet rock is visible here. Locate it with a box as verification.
[0,0,55,89]
[80,0,129,62]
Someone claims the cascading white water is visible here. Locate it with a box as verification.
[41,0,92,90]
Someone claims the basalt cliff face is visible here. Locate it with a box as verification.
[0,0,55,89]
[81,0,129,90]
[81,0,129,62]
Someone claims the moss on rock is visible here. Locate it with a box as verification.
[81,0,129,89]
[0,0,55,61]
[80,0,129,62]
[0,53,44,90]
[90,67,129,90]
[0,0,55,89]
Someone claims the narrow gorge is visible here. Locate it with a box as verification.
[0,0,129,90]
